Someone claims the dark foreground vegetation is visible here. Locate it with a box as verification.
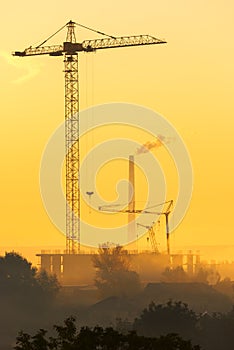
[1,251,234,349]
[14,316,200,350]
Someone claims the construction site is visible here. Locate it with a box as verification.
[14,20,214,286]
[36,152,201,286]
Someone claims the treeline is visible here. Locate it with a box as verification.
[14,316,200,350]
[2,250,234,350]
[13,299,234,350]
[132,300,234,350]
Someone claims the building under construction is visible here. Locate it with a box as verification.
[37,249,201,286]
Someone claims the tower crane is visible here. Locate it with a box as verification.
[13,20,166,254]
[137,222,159,254]
[99,200,173,254]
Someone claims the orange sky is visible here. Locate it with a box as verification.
[0,1,234,253]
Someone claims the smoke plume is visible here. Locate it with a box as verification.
[136,135,171,155]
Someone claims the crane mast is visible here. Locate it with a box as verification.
[64,22,80,253]
[13,20,166,254]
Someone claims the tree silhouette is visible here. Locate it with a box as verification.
[197,308,234,350]
[0,252,37,293]
[194,267,220,285]
[36,269,60,298]
[0,251,60,311]
[133,300,198,341]
[92,245,141,297]
[161,267,190,283]
[14,316,201,349]
[161,265,221,285]
[15,329,49,350]
[214,277,234,300]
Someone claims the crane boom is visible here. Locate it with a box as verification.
[13,20,166,254]
[82,35,166,51]
[13,35,166,57]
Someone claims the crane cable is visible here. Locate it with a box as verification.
[35,23,68,48]
[35,21,116,49]
[101,200,172,212]
[144,200,172,211]
[84,52,95,213]
[75,21,116,39]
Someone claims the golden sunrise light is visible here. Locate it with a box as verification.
[1,2,234,349]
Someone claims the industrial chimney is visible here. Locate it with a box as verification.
[128,155,136,241]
